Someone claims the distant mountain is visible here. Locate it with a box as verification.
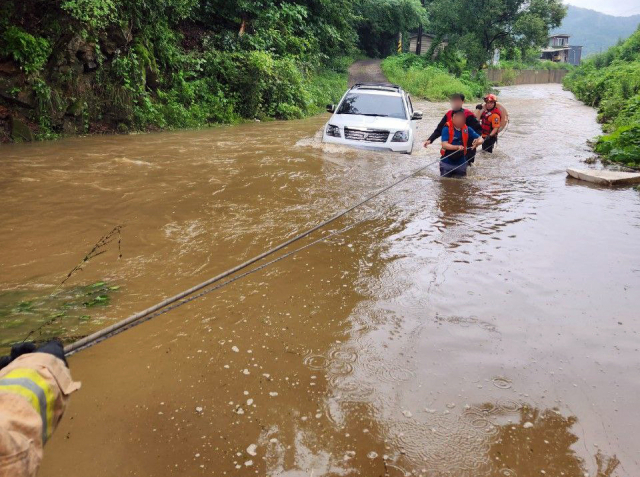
[553,5,640,57]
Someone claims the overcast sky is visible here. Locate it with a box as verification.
[565,0,640,16]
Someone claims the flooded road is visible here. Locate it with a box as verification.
[1,84,639,476]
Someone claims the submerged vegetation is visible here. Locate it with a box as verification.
[564,27,640,168]
[0,0,423,141]
[0,281,120,351]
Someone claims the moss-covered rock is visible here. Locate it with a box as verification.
[10,116,34,141]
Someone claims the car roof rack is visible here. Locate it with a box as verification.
[351,83,402,92]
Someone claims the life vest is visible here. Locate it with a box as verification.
[481,107,502,137]
[441,121,469,157]
[446,109,475,122]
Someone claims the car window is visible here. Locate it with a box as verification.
[337,93,407,119]
[407,95,414,114]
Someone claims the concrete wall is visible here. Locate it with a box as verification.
[408,36,448,56]
[487,69,569,85]
[409,36,434,55]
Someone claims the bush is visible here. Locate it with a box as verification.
[0,26,51,74]
[304,67,349,114]
[595,125,640,168]
[381,54,489,101]
[564,27,640,166]
[61,0,116,30]
[205,50,309,120]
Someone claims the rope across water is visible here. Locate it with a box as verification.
[64,149,478,356]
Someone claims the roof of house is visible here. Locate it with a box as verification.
[550,33,571,38]
[542,47,571,53]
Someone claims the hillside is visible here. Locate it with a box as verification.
[554,5,640,57]
[0,0,424,142]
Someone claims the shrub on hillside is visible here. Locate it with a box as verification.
[0,26,51,74]
[564,27,640,167]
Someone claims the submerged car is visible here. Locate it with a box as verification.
[322,83,422,154]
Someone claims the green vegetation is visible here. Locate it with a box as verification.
[0,281,121,350]
[382,54,489,100]
[0,26,51,74]
[381,0,567,100]
[428,0,566,69]
[564,27,640,168]
[0,0,421,140]
[0,0,573,140]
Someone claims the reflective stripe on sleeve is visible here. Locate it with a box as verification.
[0,368,55,443]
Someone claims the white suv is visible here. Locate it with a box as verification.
[322,83,422,154]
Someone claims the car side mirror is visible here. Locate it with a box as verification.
[411,111,423,120]
[326,104,336,113]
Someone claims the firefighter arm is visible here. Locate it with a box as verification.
[471,137,484,148]
[0,350,80,477]
[0,395,43,477]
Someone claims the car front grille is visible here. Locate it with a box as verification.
[344,128,389,143]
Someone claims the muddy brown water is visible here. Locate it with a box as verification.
[1,84,639,476]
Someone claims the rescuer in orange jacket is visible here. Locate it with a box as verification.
[0,340,80,477]
[480,93,501,153]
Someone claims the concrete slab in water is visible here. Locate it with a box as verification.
[567,168,640,185]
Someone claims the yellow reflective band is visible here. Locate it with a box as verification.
[0,383,40,414]
[1,368,55,441]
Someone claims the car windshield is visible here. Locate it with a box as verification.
[337,93,406,119]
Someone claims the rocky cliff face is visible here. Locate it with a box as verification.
[0,21,134,143]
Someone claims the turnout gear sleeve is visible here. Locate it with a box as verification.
[0,352,81,477]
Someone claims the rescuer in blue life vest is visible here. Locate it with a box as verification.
[424,93,483,165]
[440,109,483,177]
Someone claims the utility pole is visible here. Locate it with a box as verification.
[415,0,426,55]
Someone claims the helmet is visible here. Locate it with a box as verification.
[484,94,498,103]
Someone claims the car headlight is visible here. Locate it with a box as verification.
[391,130,410,142]
[326,124,341,138]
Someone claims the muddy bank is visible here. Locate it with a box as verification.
[0,84,638,476]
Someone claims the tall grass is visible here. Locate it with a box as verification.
[381,54,489,101]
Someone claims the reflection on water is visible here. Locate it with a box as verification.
[0,85,637,476]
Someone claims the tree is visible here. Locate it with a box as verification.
[428,0,566,68]
[356,0,426,57]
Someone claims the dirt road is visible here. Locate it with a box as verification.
[348,59,389,86]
